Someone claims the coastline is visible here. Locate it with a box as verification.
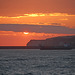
[0,46,74,50]
[0,46,40,49]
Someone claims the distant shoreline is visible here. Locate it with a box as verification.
[0,46,40,49]
[0,46,74,50]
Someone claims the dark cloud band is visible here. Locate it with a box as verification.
[0,24,75,34]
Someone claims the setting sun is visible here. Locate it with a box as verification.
[24,32,29,35]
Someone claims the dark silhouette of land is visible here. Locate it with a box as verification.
[0,36,75,50]
[0,46,40,49]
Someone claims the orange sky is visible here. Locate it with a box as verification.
[0,0,75,16]
[0,0,75,46]
[0,31,74,46]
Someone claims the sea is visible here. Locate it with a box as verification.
[0,49,75,75]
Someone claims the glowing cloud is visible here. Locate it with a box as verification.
[24,13,46,17]
[0,13,75,28]
[0,13,75,19]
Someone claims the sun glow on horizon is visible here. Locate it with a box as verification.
[24,32,29,35]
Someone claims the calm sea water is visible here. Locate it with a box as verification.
[0,49,75,75]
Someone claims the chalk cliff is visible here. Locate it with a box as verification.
[27,40,45,46]
[27,36,75,48]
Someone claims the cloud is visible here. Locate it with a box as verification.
[60,18,68,21]
[0,31,17,36]
[0,13,75,18]
[0,13,75,28]
[0,24,75,34]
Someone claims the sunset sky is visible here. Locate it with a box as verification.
[0,0,75,46]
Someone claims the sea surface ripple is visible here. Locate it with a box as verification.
[0,49,75,75]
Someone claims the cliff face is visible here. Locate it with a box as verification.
[44,36,75,47]
[27,40,45,46]
[27,36,75,48]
